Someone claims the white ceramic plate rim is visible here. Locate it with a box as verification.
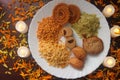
[28,0,110,79]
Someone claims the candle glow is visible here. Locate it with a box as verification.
[15,21,28,33]
[17,46,30,58]
[106,59,114,66]
[106,7,112,13]
[113,28,120,34]
[110,25,120,38]
[103,56,116,68]
[102,4,115,17]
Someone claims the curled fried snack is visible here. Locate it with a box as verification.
[53,3,70,25]
[69,4,81,24]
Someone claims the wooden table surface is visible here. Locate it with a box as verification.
[0,0,120,80]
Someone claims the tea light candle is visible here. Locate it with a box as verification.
[110,25,120,38]
[102,4,115,17]
[17,46,30,58]
[15,21,28,33]
[103,56,116,68]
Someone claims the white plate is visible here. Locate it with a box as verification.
[28,0,110,79]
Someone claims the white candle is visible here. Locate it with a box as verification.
[15,21,28,33]
[103,56,116,68]
[17,46,30,58]
[110,25,120,38]
[102,4,115,17]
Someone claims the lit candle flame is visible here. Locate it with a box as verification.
[17,46,30,58]
[103,56,116,68]
[15,21,28,33]
[113,28,120,34]
[106,7,112,13]
[110,25,120,38]
[106,59,114,66]
[18,24,25,31]
[102,4,115,17]
[20,49,26,57]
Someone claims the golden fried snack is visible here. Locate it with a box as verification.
[83,36,104,55]
[53,3,70,25]
[69,57,84,70]
[37,17,62,43]
[72,46,86,60]
[69,4,81,24]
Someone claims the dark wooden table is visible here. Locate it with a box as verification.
[0,0,120,80]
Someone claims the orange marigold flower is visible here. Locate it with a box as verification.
[39,1,44,7]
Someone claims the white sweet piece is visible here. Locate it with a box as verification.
[17,46,30,58]
[59,36,66,44]
[102,4,115,17]
[103,56,116,68]
[110,25,120,38]
[15,21,28,33]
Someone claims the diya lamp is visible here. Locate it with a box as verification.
[103,56,116,68]
[110,25,120,38]
[102,4,115,17]
[17,46,30,58]
[15,21,28,33]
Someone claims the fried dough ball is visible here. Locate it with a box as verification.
[83,36,104,55]
[69,57,84,70]
[72,47,86,60]
[69,4,81,24]
[53,3,70,25]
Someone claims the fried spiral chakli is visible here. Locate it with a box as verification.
[69,4,81,24]
[53,3,70,25]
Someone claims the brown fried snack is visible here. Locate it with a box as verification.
[69,57,84,70]
[83,36,104,55]
[62,27,73,37]
[69,4,81,24]
[72,46,86,60]
[53,3,70,25]
[65,37,76,49]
